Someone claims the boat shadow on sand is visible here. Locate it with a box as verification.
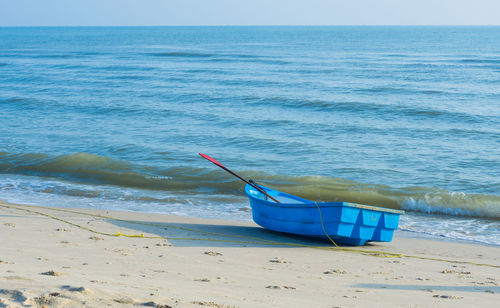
[108,219,383,248]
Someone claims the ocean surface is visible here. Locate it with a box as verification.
[1,26,499,245]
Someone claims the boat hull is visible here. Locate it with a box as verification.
[245,184,404,246]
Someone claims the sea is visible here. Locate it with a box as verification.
[1,26,499,245]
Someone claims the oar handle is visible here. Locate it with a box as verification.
[199,153,280,203]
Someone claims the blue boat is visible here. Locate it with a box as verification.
[245,184,404,246]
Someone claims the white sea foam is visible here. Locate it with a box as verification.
[399,212,500,246]
[401,193,500,219]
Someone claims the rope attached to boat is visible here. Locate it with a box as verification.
[1,202,499,268]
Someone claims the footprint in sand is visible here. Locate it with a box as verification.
[25,292,62,307]
[61,285,91,294]
[114,297,136,304]
[142,301,173,307]
[40,270,63,276]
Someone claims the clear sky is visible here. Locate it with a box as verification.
[1,0,499,26]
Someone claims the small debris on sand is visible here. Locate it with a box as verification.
[265,285,296,290]
[195,278,211,282]
[192,301,235,308]
[155,240,172,247]
[89,236,104,241]
[441,269,471,276]
[4,222,15,227]
[204,251,222,256]
[477,278,499,286]
[323,269,347,274]
[269,257,289,264]
[433,294,463,299]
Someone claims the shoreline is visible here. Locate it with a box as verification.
[1,201,499,307]
[397,229,500,248]
[3,196,498,248]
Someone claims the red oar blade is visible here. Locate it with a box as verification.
[199,153,224,168]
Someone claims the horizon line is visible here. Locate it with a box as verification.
[1,24,500,28]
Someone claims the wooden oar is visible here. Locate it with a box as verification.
[199,153,280,203]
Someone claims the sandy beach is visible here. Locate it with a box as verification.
[1,201,498,308]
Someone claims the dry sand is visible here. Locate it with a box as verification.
[0,201,499,307]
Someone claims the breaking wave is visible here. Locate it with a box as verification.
[1,151,498,220]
